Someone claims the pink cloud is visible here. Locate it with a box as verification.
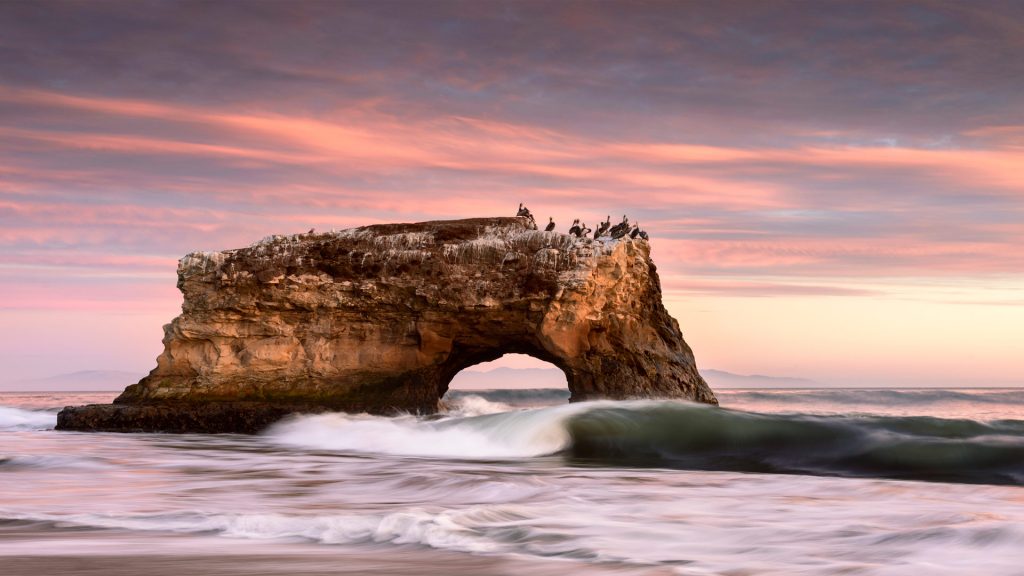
[0,280,180,312]
[653,234,1024,276]
[0,251,177,271]
[9,86,1020,220]
[661,278,881,297]
[2,86,1022,295]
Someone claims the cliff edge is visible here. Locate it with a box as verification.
[58,217,717,432]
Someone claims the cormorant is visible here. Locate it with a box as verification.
[544,217,555,232]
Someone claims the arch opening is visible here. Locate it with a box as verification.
[443,353,571,411]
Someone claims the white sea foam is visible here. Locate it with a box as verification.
[0,454,111,471]
[266,401,614,458]
[6,487,1024,574]
[442,394,513,416]
[0,406,56,431]
[0,507,531,556]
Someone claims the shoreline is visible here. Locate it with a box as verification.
[0,521,667,576]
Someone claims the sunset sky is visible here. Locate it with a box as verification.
[1,1,1022,387]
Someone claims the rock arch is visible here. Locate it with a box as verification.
[58,217,717,433]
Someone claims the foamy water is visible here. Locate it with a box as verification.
[2,390,1024,574]
[0,406,56,431]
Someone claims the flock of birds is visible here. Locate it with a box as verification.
[516,203,648,240]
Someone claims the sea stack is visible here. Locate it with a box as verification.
[58,216,717,433]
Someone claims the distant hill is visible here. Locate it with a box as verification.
[2,370,144,392]
[700,369,820,389]
[450,366,819,390]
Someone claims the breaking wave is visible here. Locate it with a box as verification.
[268,400,1024,485]
[0,506,595,559]
[0,406,56,431]
[269,399,577,458]
[445,388,570,406]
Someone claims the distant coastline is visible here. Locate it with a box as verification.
[0,370,143,392]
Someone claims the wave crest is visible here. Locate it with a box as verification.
[267,405,578,458]
[268,400,1024,485]
[0,406,56,431]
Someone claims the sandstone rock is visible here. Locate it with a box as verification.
[58,217,717,433]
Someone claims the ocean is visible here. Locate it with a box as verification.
[2,388,1024,575]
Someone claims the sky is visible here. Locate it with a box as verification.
[1,0,1022,388]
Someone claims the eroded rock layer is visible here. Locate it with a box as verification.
[58,217,716,432]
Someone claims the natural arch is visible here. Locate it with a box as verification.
[58,217,717,433]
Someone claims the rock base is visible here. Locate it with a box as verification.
[56,402,335,434]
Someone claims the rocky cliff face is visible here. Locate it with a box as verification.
[58,217,717,433]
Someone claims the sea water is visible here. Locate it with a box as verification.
[2,389,1023,575]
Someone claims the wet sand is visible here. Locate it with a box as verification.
[0,521,667,576]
